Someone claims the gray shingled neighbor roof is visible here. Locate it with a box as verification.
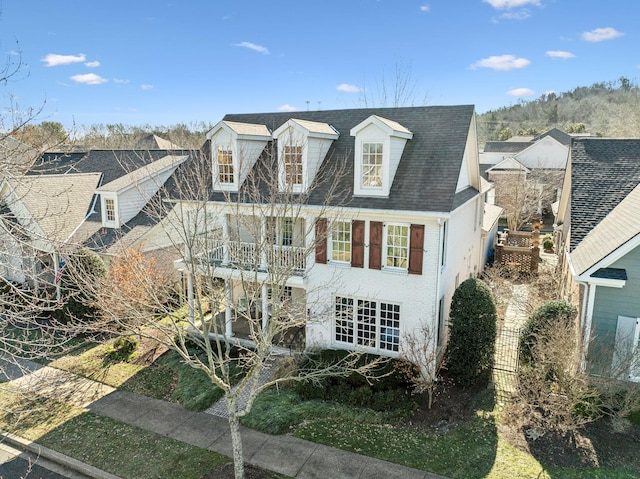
[533,128,571,146]
[482,141,531,153]
[207,105,478,214]
[570,182,640,275]
[569,138,640,253]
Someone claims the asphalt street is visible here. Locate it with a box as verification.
[0,442,92,479]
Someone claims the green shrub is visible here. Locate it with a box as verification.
[104,335,139,362]
[542,234,554,251]
[444,278,497,387]
[519,300,577,365]
[294,350,418,413]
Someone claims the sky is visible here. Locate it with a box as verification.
[1,0,638,132]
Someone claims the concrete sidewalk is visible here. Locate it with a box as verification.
[4,359,446,479]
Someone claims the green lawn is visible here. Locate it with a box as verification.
[0,387,226,479]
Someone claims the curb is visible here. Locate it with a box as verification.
[1,430,121,479]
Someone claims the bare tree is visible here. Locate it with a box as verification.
[399,322,441,408]
[77,140,386,479]
[359,59,428,108]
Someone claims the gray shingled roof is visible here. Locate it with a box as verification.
[483,141,531,153]
[569,138,640,252]
[534,128,571,146]
[208,105,477,213]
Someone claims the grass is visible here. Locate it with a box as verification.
[48,339,227,411]
[0,386,226,479]
[242,386,640,479]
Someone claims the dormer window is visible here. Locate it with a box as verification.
[105,198,116,222]
[207,120,271,192]
[273,119,339,193]
[284,145,303,186]
[101,194,118,227]
[217,145,234,184]
[351,115,413,197]
[362,142,384,188]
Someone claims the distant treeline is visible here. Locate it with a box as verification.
[477,77,640,144]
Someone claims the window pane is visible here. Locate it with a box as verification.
[284,145,303,186]
[361,142,383,188]
[380,302,400,352]
[105,199,115,222]
[331,221,351,262]
[335,296,354,343]
[385,224,409,269]
[357,300,377,347]
[217,146,234,184]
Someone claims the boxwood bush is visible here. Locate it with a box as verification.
[294,349,419,413]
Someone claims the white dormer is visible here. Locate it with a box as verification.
[97,154,187,228]
[350,115,413,197]
[272,119,339,193]
[207,120,271,192]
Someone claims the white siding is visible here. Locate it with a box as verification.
[116,167,175,226]
[515,137,568,169]
[305,213,441,357]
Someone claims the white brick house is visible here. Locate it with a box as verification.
[179,106,484,359]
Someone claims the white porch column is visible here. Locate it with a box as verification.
[261,283,269,332]
[260,217,268,270]
[223,215,230,264]
[225,279,233,337]
[186,269,195,325]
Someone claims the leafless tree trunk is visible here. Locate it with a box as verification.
[75,140,385,479]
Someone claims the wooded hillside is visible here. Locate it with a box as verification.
[477,77,640,145]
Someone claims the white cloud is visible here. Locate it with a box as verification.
[507,87,535,96]
[500,10,530,20]
[70,73,107,85]
[546,50,575,59]
[582,27,624,42]
[484,0,540,8]
[42,53,86,67]
[84,61,100,68]
[278,104,299,112]
[336,83,362,93]
[114,78,130,84]
[141,84,154,90]
[235,41,270,54]
[469,54,530,71]
[419,5,430,12]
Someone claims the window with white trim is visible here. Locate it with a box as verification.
[361,142,383,188]
[330,221,351,263]
[217,145,234,184]
[633,319,640,380]
[105,198,116,223]
[334,296,400,352]
[335,296,354,344]
[384,223,409,270]
[284,145,303,186]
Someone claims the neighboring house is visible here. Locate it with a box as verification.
[176,106,485,361]
[0,135,39,179]
[556,138,640,382]
[480,128,571,228]
[0,146,192,286]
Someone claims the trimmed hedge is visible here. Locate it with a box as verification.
[444,278,497,387]
[294,350,419,412]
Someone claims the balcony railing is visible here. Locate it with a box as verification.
[199,240,306,275]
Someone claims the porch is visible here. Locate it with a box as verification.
[200,240,307,276]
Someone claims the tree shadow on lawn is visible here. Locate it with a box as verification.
[518,418,640,477]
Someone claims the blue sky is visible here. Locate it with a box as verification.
[1,0,638,131]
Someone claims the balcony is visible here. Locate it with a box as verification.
[200,239,307,276]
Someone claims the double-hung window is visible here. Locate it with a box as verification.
[217,145,234,184]
[330,221,351,263]
[105,198,116,223]
[384,224,409,270]
[284,145,303,186]
[334,296,400,352]
[361,142,383,188]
